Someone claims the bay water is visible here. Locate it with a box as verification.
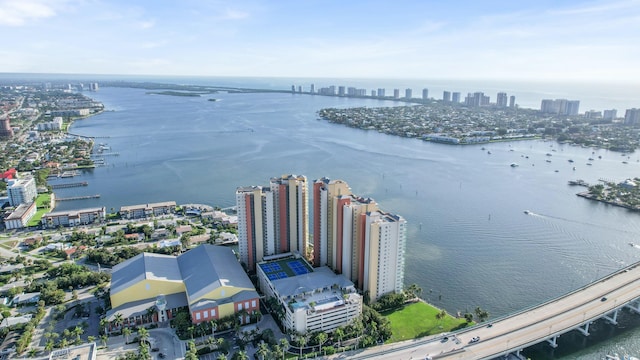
[53,81,640,359]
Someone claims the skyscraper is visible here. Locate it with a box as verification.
[393,89,400,99]
[236,174,308,271]
[451,92,460,104]
[603,109,617,120]
[540,99,580,115]
[0,116,13,139]
[496,92,508,107]
[405,88,412,99]
[7,177,37,206]
[312,178,406,301]
[443,91,451,102]
[422,88,429,100]
[625,108,640,125]
[509,95,516,108]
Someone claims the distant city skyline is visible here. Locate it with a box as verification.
[1,0,639,82]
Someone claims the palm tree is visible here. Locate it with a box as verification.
[100,334,108,348]
[256,341,269,360]
[72,325,84,342]
[272,344,282,360]
[216,354,228,360]
[100,317,109,335]
[184,341,198,360]
[187,325,195,340]
[315,332,328,353]
[45,339,54,355]
[297,333,307,359]
[112,312,124,331]
[334,327,344,348]
[139,341,151,360]
[137,327,150,345]
[236,350,249,360]
[122,327,132,344]
[210,319,218,337]
[279,338,289,360]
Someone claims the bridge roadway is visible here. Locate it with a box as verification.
[343,261,640,360]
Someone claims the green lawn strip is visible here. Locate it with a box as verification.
[384,302,471,343]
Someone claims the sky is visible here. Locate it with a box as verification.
[0,0,639,82]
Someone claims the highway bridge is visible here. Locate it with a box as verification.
[343,260,640,360]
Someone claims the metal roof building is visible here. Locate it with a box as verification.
[107,244,259,329]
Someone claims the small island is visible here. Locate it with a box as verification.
[578,178,640,211]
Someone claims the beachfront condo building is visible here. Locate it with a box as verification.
[236,174,309,271]
[312,177,407,302]
[7,177,37,206]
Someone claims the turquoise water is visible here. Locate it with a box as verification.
[43,81,640,359]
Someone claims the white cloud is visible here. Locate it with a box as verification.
[139,20,155,29]
[0,0,68,26]
[219,8,249,20]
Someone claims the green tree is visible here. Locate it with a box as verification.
[234,350,249,360]
[112,312,124,330]
[185,340,198,360]
[256,341,269,360]
[279,338,289,360]
[122,327,132,343]
[100,335,108,348]
[137,327,149,344]
[139,341,151,360]
[315,332,328,353]
[72,325,84,342]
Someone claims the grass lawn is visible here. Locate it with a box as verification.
[26,193,53,227]
[384,302,472,343]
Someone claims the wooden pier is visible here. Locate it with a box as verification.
[56,194,101,201]
[51,182,88,189]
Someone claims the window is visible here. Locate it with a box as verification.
[251,300,256,308]
[211,309,216,317]
[238,303,242,310]
[203,310,208,318]
[245,301,249,309]
[195,312,201,320]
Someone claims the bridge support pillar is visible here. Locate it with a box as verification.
[515,349,526,359]
[577,322,590,336]
[546,336,559,348]
[625,300,640,314]
[603,309,619,325]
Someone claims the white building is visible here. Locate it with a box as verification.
[363,211,407,301]
[257,256,362,334]
[7,178,37,206]
[4,202,37,230]
[41,207,106,228]
[119,201,176,219]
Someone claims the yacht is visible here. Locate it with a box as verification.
[510,163,519,167]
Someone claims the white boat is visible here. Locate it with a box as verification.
[510,163,519,167]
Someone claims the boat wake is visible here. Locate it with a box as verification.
[523,210,638,236]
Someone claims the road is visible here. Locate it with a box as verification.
[339,261,640,360]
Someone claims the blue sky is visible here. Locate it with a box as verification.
[1,0,639,82]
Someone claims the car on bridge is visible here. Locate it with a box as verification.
[469,336,480,343]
